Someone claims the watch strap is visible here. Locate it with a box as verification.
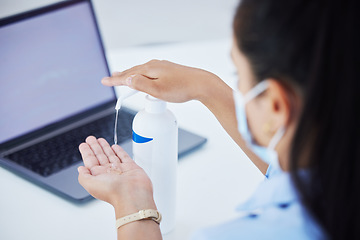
[115,209,162,229]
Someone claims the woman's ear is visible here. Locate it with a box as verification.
[265,79,293,132]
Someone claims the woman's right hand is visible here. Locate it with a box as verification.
[102,60,269,174]
[101,60,220,103]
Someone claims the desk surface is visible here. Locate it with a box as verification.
[0,39,264,240]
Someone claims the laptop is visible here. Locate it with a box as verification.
[0,0,206,203]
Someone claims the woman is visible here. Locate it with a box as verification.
[77,0,359,239]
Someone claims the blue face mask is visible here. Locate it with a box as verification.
[233,80,285,178]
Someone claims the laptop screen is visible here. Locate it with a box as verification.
[0,1,114,144]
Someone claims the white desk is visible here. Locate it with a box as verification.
[0,39,264,240]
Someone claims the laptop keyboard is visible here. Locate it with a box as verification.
[4,109,134,177]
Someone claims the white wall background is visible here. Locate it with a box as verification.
[0,0,239,51]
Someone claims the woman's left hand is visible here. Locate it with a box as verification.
[77,136,157,217]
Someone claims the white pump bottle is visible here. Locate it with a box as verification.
[132,95,178,234]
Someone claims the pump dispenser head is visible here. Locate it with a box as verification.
[145,95,167,113]
[115,89,137,110]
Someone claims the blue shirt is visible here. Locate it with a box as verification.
[190,166,325,240]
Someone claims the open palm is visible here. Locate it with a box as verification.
[77,136,154,209]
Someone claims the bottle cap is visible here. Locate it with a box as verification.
[145,95,166,113]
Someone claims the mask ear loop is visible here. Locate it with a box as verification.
[242,80,286,150]
[243,80,270,103]
[268,126,285,151]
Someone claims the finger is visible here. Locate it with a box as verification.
[114,64,147,78]
[101,64,147,86]
[89,165,110,176]
[102,59,162,87]
[79,142,99,168]
[112,145,133,163]
[85,136,109,165]
[101,75,128,87]
[111,71,122,77]
[77,166,92,187]
[77,166,96,193]
[78,165,91,175]
[98,138,120,164]
[130,74,160,96]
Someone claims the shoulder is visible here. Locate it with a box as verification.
[190,201,323,240]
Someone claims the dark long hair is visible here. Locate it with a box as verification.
[233,0,360,239]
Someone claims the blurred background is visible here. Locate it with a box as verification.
[0,0,239,51]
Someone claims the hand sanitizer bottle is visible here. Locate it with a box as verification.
[132,95,178,234]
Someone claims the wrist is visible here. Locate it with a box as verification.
[196,72,229,108]
[112,196,157,219]
[116,209,162,230]
[115,214,162,240]
[194,70,222,103]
